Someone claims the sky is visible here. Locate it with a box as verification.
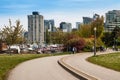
[0,0,120,30]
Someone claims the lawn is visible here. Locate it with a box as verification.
[0,52,70,80]
[87,52,120,72]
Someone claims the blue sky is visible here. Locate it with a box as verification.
[0,0,120,30]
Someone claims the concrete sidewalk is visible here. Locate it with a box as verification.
[59,51,120,80]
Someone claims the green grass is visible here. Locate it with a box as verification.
[0,52,70,80]
[87,52,120,72]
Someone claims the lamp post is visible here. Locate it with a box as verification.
[94,27,97,56]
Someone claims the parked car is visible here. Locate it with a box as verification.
[8,45,21,54]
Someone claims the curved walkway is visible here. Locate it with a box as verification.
[60,50,120,80]
[8,55,79,80]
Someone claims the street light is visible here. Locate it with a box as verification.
[94,27,97,56]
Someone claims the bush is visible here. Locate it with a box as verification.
[66,38,86,52]
[83,38,94,52]
[75,38,86,52]
[83,45,92,52]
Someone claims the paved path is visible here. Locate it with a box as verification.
[8,55,79,80]
[63,51,120,80]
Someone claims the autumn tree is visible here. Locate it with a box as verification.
[91,16,104,38]
[0,30,3,42]
[78,24,92,38]
[64,33,86,52]
[1,19,24,45]
[76,15,104,51]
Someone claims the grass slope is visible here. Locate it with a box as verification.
[87,52,120,72]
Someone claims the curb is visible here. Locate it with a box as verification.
[58,55,98,80]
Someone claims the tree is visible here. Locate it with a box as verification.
[102,26,120,47]
[64,33,86,52]
[111,26,120,46]
[91,16,104,38]
[111,26,120,39]
[45,28,50,44]
[78,24,92,38]
[83,38,94,52]
[77,16,104,39]
[1,19,24,45]
[0,29,4,42]
[51,28,66,44]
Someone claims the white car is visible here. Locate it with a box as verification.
[10,45,20,54]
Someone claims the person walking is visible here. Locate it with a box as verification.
[72,47,76,54]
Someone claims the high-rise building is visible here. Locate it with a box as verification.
[76,22,81,29]
[60,22,72,32]
[28,11,44,46]
[44,19,56,44]
[23,31,28,42]
[105,10,120,32]
[83,14,100,24]
[83,17,93,24]
[44,19,55,32]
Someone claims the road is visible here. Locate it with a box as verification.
[8,55,79,80]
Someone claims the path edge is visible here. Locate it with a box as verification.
[58,55,98,80]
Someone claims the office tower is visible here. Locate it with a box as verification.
[76,22,81,29]
[44,19,55,32]
[83,17,93,24]
[83,14,100,24]
[23,31,28,41]
[28,12,44,46]
[60,22,72,32]
[49,20,55,32]
[105,10,120,32]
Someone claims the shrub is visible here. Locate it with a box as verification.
[83,38,94,52]
[66,38,86,52]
